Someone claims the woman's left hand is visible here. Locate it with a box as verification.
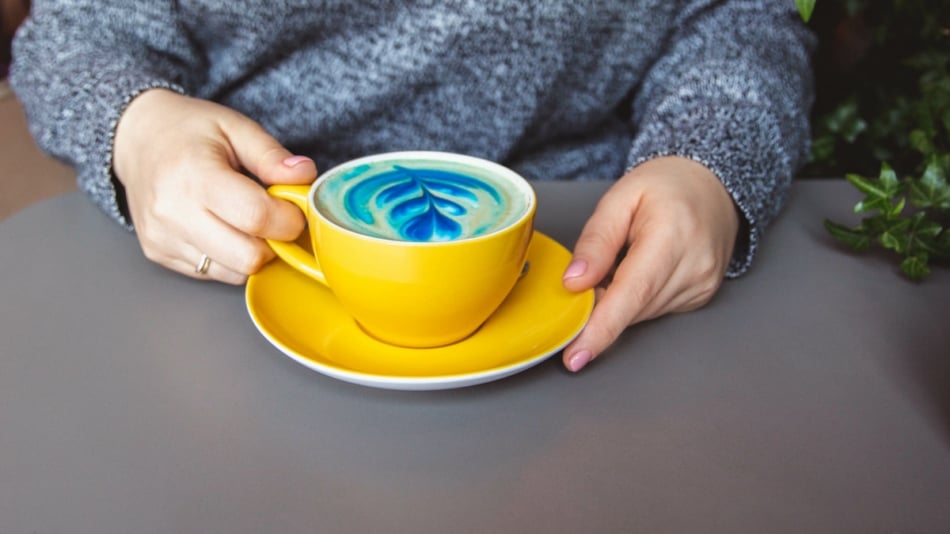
[561,156,740,372]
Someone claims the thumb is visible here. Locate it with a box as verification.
[562,189,636,293]
[222,114,317,186]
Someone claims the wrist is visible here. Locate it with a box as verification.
[112,88,182,186]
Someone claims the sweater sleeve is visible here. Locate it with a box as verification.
[627,0,815,277]
[10,0,202,227]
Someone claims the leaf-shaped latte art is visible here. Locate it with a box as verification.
[344,165,503,242]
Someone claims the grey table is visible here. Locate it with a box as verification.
[2,180,948,533]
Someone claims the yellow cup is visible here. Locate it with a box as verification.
[267,151,536,348]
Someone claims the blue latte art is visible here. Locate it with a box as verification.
[316,159,527,242]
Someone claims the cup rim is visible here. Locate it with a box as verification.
[307,151,537,246]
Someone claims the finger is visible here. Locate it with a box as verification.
[183,208,278,276]
[220,114,317,185]
[562,187,640,292]
[562,227,676,372]
[170,250,249,285]
[198,169,307,241]
[140,229,253,285]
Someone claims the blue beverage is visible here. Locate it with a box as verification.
[314,153,531,242]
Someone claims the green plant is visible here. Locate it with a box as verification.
[797,0,950,279]
[795,0,816,22]
[824,160,950,279]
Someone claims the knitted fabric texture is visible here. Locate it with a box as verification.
[11,0,815,276]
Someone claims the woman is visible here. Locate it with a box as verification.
[11,0,815,372]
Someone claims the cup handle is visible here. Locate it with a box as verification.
[266,184,328,286]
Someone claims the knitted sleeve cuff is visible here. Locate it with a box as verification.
[78,79,186,229]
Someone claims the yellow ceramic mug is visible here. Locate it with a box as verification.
[267,151,536,348]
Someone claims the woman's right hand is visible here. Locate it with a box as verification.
[112,89,317,284]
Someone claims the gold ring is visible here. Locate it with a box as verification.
[195,254,212,275]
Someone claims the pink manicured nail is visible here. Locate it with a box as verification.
[562,258,587,280]
[567,350,592,372]
[282,155,314,168]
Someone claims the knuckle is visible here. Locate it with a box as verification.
[625,275,657,309]
[695,280,720,304]
[675,216,704,243]
[150,195,177,222]
[140,245,163,263]
[234,244,270,274]
[137,227,164,258]
[244,254,269,275]
[599,320,627,346]
[138,238,174,268]
[239,197,272,235]
[690,271,722,308]
[258,145,286,169]
[577,229,612,251]
[585,316,627,352]
[693,252,721,281]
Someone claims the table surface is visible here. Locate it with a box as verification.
[2,180,948,533]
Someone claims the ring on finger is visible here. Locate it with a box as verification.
[195,253,212,275]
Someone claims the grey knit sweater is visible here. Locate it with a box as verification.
[11,0,814,276]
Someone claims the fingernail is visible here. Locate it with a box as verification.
[562,258,588,280]
[282,155,314,168]
[567,350,592,373]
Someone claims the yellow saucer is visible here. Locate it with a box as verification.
[245,232,594,390]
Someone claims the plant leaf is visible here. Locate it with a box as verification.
[879,231,903,253]
[900,254,930,281]
[903,212,946,256]
[810,135,837,163]
[826,99,867,142]
[877,163,901,193]
[937,229,950,256]
[845,168,896,200]
[824,219,871,251]
[909,128,934,155]
[854,196,900,215]
[908,157,950,209]
[847,165,906,215]
[861,214,892,236]
[795,0,816,22]
[888,196,906,218]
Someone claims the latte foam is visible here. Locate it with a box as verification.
[314,156,530,242]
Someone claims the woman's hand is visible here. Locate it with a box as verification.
[113,89,316,284]
[561,156,740,371]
